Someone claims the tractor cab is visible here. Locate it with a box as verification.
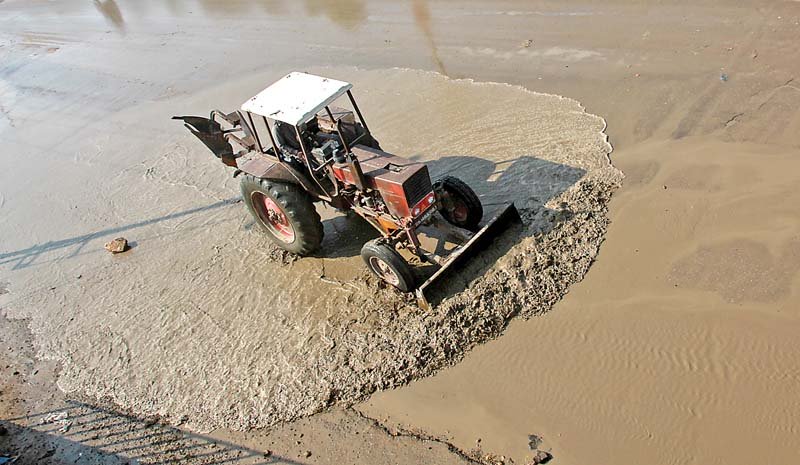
[239,73,378,187]
[175,72,376,198]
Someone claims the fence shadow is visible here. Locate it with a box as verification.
[1,400,303,465]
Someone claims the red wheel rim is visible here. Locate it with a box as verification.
[369,256,400,286]
[451,199,469,224]
[252,192,295,243]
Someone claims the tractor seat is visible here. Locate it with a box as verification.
[273,121,302,152]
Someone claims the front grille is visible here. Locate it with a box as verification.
[403,166,433,207]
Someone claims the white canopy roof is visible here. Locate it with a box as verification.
[240,72,353,126]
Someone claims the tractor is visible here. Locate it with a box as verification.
[174,72,519,308]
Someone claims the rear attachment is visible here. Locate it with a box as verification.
[416,203,522,310]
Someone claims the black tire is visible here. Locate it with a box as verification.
[240,175,323,256]
[434,176,483,231]
[360,239,415,292]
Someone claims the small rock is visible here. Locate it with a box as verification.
[104,237,129,253]
[530,450,552,464]
[528,434,542,450]
[522,39,533,48]
[720,73,729,82]
[0,425,8,436]
[304,450,312,458]
[263,450,272,457]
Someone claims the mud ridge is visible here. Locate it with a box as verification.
[349,407,487,464]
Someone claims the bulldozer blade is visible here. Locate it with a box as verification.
[415,203,522,310]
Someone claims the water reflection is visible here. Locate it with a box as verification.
[255,0,289,15]
[303,0,367,30]
[412,0,447,75]
[160,0,286,16]
[93,0,125,33]
[179,0,365,29]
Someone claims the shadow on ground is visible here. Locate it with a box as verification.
[1,401,299,465]
[310,154,585,304]
[422,155,585,305]
[0,198,241,271]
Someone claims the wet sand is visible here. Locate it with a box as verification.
[2,1,800,464]
[362,138,800,464]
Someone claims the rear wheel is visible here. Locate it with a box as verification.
[361,239,415,292]
[435,176,483,231]
[241,175,323,256]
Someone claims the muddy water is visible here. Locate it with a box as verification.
[362,138,800,464]
[0,66,618,431]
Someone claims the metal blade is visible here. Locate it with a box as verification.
[172,115,233,159]
[415,203,522,310]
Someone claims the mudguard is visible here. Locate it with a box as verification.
[238,156,326,199]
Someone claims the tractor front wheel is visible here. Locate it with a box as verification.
[361,240,415,292]
[435,176,483,232]
[241,175,323,256]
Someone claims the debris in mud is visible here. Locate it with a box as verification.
[40,411,73,433]
[483,452,508,465]
[522,39,533,48]
[267,244,299,265]
[104,237,129,253]
[527,434,543,450]
[528,450,553,464]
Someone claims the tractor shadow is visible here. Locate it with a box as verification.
[317,155,586,305]
[0,198,241,271]
[318,211,381,260]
